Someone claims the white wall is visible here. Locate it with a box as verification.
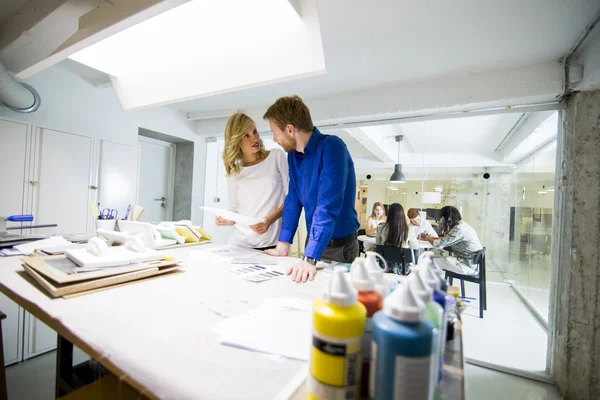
[0,65,207,224]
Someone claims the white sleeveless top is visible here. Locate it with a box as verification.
[226,149,289,248]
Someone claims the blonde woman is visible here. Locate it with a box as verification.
[215,113,289,249]
[366,202,387,236]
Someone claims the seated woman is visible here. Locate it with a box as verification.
[420,206,483,276]
[366,202,387,236]
[407,208,438,240]
[376,203,418,274]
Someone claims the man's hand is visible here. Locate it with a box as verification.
[250,218,271,235]
[287,260,317,283]
[264,241,290,257]
[418,233,428,240]
[215,216,235,226]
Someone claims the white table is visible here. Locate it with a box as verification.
[0,244,328,400]
[357,235,433,249]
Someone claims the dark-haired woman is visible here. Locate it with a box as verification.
[376,203,418,274]
[421,206,483,275]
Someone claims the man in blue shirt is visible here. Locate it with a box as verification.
[263,95,360,283]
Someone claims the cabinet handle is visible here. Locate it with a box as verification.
[29,180,38,185]
[89,185,98,190]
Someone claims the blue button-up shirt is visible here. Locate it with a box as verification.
[279,128,360,260]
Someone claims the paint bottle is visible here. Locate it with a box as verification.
[408,268,444,390]
[418,255,447,382]
[371,283,436,400]
[364,251,389,297]
[308,266,366,400]
[350,258,383,396]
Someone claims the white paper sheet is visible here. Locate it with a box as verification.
[212,297,312,361]
[14,236,71,255]
[201,207,263,226]
[189,244,260,264]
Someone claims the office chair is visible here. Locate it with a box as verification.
[357,229,366,256]
[375,245,414,275]
[445,248,487,318]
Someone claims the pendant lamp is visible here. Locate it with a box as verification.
[390,135,406,183]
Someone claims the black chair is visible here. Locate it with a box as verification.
[445,248,487,318]
[375,245,415,275]
[357,229,366,256]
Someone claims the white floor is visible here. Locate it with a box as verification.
[460,281,549,374]
[6,351,562,400]
[465,364,562,400]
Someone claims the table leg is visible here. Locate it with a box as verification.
[55,335,74,398]
[0,311,7,400]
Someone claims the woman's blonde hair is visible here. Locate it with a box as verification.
[222,113,267,176]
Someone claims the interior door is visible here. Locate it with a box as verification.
[0,118,28,220]
[97,140,139,220]
[138,137,174,222]
[33,128,92,235]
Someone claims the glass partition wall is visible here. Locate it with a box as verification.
[355,110,559,378]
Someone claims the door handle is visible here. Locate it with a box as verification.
[153,197,166,201]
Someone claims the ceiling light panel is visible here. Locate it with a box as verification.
[69,0,325,110]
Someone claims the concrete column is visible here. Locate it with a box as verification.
[552,90,600,400]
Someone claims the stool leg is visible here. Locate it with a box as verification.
[460,280,466,297]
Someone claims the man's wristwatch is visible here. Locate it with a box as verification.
[302,255,318,266]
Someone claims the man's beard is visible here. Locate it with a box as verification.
[279,137,296,152]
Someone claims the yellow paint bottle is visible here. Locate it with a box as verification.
[308,266,366,400]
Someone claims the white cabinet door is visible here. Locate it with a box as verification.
[0,292,23,366]
[97,140,139,220]
[24,312,56,359]
[0,118,28,219]
[32,129,92,235]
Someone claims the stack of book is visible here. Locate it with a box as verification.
[20,255,182,299]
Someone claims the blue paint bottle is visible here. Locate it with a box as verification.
[418,254,447,382]
[371,284,435,400]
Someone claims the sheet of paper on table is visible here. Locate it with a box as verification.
[189,244,260,264]
[211,297,312,361]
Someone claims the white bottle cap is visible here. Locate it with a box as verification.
[408,267,433,303]
[421,251,443,275]
[350,258,375,291]
[383,282,424,322]
[323,266,357,307]
[419,257,441,291]
[365,251,390,297]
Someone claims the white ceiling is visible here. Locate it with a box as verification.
[167,0,600,113]
[395,114,523,153]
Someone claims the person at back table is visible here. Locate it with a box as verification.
[215,113,289,250]
[407,208,438,239]
[263,95,360,283]
[366,202,387,237]
[376,203,418,274]
[420,206,483,275]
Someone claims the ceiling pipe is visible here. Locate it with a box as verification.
[0,62,41,113]
[557,9,600,100]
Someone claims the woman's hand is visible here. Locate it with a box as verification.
[264,241,289,257]
[250,217,271,235]
[215,216,235,226]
